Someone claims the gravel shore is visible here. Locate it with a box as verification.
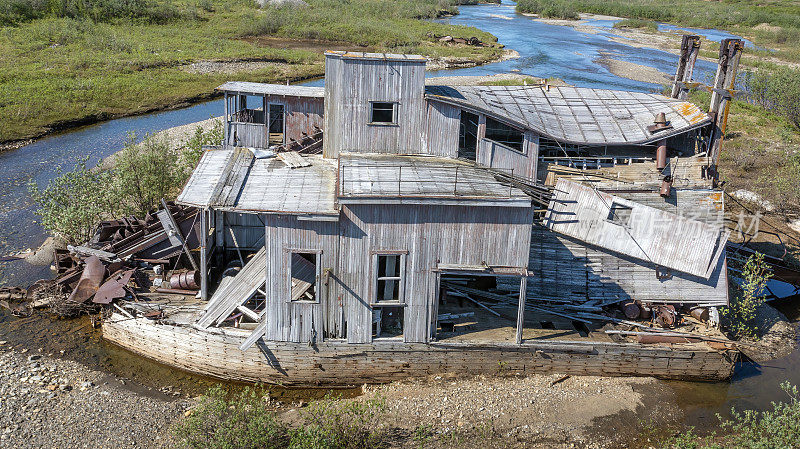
[0,345,187,449]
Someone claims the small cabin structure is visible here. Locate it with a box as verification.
[176,50,730,350]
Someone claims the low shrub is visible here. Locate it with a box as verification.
[174,388,389,449]
[722,253,772,340]
[289,395,388,449]
[665,382,800,449]
[28,157,120,244]
[742,67,800,130]
[112,132,187,217]
[174,386,290,449]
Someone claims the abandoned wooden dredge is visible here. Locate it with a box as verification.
[103,38,745,384]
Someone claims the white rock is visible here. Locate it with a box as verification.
[731,189,776,212]
[788,219,800,235]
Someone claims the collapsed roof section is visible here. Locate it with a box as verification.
[425,85,710,146]
[544,179,728,279]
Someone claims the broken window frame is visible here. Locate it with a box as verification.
[370,250,407,306]
[231,94,266,125]
[484,116,526,154]
[368,101,398,125]
[285,248,323,304]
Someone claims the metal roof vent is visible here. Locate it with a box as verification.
[647,112,673,133]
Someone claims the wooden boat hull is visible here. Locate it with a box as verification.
[102,313,739,385]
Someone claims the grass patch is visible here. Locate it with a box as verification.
[0,0,503,143]
[516,0,579,20]
[613,18,657,31]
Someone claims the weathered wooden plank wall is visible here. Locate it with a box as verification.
[339,204,533,344]
[477,131,539,179]
[425,101,460,158]
[224,212,265,250]
[323,56,427,157]
[262,215,339,343]
[225,96,323,148]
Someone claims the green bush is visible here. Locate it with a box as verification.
[28,123,220,243]
[742,67,800,130]
[28,157,121,244]
[112,132,187,217]
[289,395,388,449]
[182,119,223,168]
[665,382,800,449]
[174,388,389,449]
[174,386,290,449]
[722,253,772,340]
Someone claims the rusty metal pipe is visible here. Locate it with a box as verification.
[656,140,668,171]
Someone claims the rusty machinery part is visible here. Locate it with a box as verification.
[654,305,677,328]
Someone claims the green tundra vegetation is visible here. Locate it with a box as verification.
[0,0,502,143]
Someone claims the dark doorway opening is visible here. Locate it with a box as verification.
[458,110,479,161]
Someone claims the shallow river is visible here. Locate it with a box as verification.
[0,0,797,428]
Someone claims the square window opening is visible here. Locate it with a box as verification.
[373,306,404,338]
[607,202,632,226]
[290,252,318,302]
[485,116,524,153]
[370,102,396,124]
[375,254,403,303]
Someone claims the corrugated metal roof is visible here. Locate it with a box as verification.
[216,82,325,97]
[325,51,427,62]
[544,179,728,279]
[338,153,531,207]
[425,85,711,145]
[176,147,338,216]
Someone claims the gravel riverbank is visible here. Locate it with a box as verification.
[0,344,188,449]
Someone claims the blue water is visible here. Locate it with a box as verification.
[583,17,761,50]
[431,0,720,90]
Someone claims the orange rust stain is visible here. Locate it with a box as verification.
[674,102,707,124]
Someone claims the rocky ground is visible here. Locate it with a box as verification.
[0,343,188,449]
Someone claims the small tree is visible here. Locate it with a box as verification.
[182,119,223,169]
[28,157,119,244]
[112,132,185,217]
[722,253,773,340]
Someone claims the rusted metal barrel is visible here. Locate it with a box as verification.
[656,140,668,171]
[690,307,709,322]
[170,271,200,290]
[660,176,673,197]
[619,300,641,320]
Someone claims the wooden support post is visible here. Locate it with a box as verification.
[200,208,208,301]
[516,276,527,344]
[671,34,701,100]
[708,38,743,168]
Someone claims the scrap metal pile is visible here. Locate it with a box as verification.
[1,202,204,317]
